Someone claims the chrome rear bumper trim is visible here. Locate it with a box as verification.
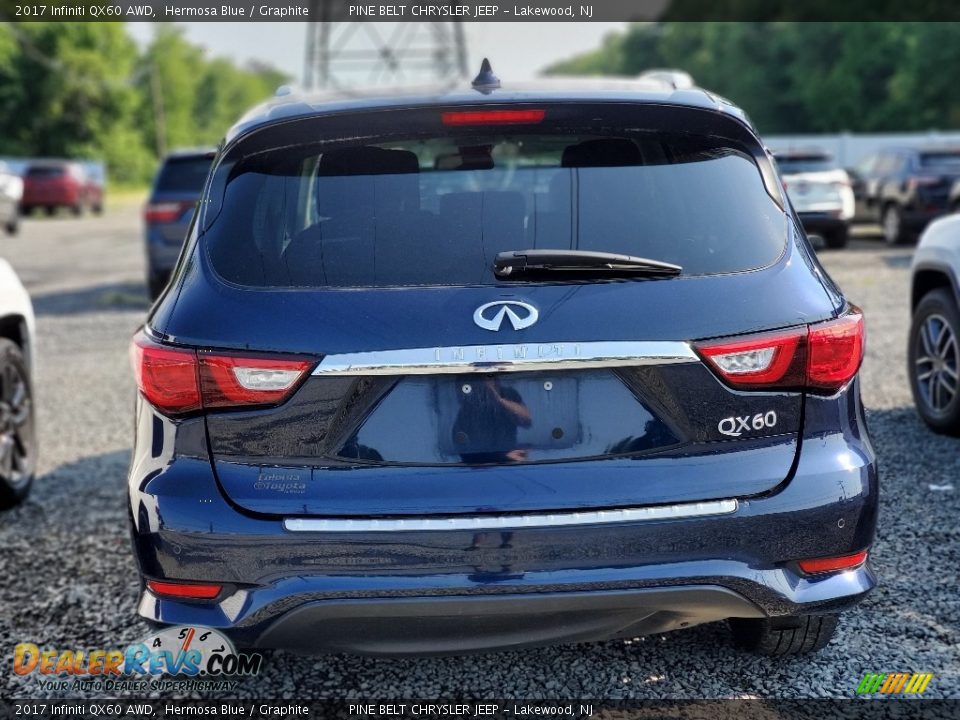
[283,499,738,533]
[312,340,697,376]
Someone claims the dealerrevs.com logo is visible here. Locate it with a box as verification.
[13,626,262,693]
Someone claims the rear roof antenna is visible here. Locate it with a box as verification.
[471,58,501,94]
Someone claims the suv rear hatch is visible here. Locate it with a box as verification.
[152,102,845,517]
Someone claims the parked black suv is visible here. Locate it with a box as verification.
[852,147,960,245]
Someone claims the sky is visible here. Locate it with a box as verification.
[127,22,627,85]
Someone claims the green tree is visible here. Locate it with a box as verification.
[135,26,288,161]
[193,58,286,143]
[0,23,144,174]
[137,25,207,156]
[545,22,960,135]
[0,22,288,184]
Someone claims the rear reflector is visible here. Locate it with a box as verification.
[131,333,314,416]
[441,109,545,126]
[147,580,223,600]
[798,550,868,575]
[696,309,864,393]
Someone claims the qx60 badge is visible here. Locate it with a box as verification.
[718,411,778,437]
[474,301,539,332]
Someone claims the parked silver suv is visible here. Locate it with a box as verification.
[910,215,960,433]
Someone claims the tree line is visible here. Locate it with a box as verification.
[546,23,960,136]
[0,23,287,185]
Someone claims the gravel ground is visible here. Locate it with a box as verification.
[0,208,957,700]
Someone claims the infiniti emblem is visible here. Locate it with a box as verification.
[473,301,539,331]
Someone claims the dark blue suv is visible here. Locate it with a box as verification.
[144,149,214,299]
[128,74,877,656]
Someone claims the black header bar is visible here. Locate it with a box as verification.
[5,0,960,22]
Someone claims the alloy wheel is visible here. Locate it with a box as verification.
[0,358,32,489]
[883,206,901,244]
[915,313,959,413]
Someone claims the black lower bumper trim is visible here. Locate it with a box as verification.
[252,585,765,656]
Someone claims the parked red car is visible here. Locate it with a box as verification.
[21,161,103,216]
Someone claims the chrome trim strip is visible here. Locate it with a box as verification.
[312,340,697,376]
[284,499,738,533]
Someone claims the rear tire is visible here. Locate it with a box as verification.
[882,204,911,245]
[0,339,37,510]
[44,206,55,217]
[729,614,839,656]
[909,288,960,435]
[72,202,83,217]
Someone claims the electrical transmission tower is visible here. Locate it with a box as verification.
[304,2,468,91]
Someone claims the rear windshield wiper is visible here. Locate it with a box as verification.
[494,250,682,279]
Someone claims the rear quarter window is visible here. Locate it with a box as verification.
[26,166,66,178]
[203,106,787,288]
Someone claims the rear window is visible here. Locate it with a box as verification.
[918,151,960,170]
[204,116,786,288]
[775,154,835,174]
[26,165,66,178]
[155,156,212,193]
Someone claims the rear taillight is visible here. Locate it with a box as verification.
[199,354,313,409]
[806,313,865,390]
[145,201,193,223]
[696,309,864,393]
[130,333,313,416]
[130,337,201,415]
[907,175,942,190]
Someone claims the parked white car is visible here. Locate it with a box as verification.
[910,215,960,434]
[0,161,23,235]
[774,150,855,249]
[0,258,35,508]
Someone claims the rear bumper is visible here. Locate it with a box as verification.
[137,566,874,655]
[128,389,878,655]
[21,189,79,207]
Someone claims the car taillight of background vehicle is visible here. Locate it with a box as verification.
[130,333,314,416]
[696,310,864,393]
[144,201,196,223]
[906,176,943,190]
